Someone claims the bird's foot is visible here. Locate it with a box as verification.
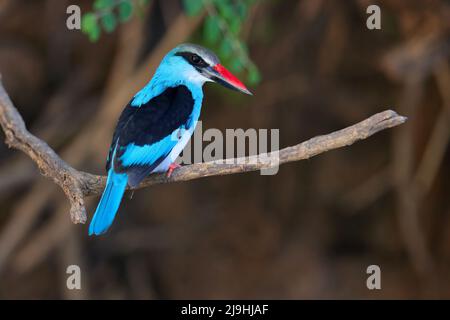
[166,163,181,178]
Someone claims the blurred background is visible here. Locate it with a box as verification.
[0,0,449,299]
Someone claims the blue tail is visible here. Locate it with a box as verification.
[89,169,128,236]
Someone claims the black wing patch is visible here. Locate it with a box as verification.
[106,85,195,175]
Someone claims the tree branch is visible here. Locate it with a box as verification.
[0,76,87,223]
[0,77,407,224]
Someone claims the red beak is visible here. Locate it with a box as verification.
[210,64,252,95]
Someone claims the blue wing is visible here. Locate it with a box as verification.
[118,130,182,187]
[108,85,196,187]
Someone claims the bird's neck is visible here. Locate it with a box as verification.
[131,61,205,107]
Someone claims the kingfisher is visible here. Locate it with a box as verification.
[89,43,252,236]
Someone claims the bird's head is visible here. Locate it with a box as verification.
[163,43,252,95]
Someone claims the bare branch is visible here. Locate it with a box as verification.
[0,77,87,223]
[0,77,407,224]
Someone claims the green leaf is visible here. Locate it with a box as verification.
[81,13,96,33]
[237,2,247,19]
[118,2,133,22]
[182,0,203,16]
[229,19,241,35]
[215,1,233,20]
[240,42,249,55]
[204,15,220,45]
[247,65,261,85]
[219,38,232,59]
[101,12,117,33]
[81,13,100,42]
[230,57,243,73]
[94,0,115,10]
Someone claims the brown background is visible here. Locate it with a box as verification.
[0,0,449,299]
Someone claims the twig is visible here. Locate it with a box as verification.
[0,76,407,225]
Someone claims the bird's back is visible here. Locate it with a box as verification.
[106,85,197,187]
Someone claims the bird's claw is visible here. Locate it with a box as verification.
[166,163,181,178]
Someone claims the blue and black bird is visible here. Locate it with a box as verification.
[89,43,252,236]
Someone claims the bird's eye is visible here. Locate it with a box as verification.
[190,54,201,64]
